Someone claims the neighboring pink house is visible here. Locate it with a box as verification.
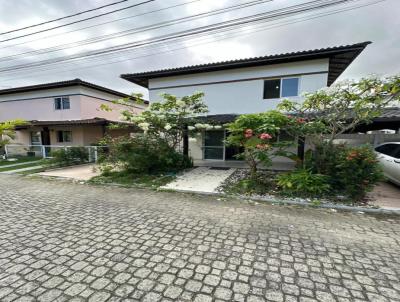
[0,79,146,150]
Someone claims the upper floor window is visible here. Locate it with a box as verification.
[263,77,299,99]
[54,97,70,110]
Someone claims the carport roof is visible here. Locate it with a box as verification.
[193,107,400,131]
[354,107,400,132]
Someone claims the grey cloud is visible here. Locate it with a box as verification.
[0,0,399,99]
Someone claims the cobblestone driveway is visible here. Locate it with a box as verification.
[0,175,399,302]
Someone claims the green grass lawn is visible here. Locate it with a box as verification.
[89,171,175,189]
[0,157,42,167]
[16,166,48,175]
[0,158,47,173]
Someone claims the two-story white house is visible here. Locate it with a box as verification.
[0,79,146,152]
[121,42,370,166]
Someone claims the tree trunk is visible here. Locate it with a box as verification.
[297,136,305,167]
[183,125,189,157]
[246,150,258,179]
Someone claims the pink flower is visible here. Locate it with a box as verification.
[260,133,272,140]
[244,128,253,138]
[297,118,306,123]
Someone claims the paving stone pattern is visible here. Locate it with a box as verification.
[0,174,399,302]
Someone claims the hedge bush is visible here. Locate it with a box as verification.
[100,135,192,175]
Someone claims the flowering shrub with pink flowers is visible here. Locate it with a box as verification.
[226,111,305,178]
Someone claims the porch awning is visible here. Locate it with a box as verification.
[15,118,136,129]
[193,114,238,124]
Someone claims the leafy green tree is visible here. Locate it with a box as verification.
[98,92,208,175]
[102,92,208,150]
[277,75,400,172]
[278,75,400,144]
[226,111,310,178]
[0,119,26,150]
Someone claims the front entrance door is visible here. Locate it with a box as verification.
[203,130,244,160]
[40,127,51,156]
[203,130,224,160]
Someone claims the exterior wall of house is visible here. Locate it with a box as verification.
[79,95,142,121]
[189,136,204,160]
[79,86,145,121]
[0,84,145,150]
[9,129,32,145]
[148,59,329,114]
[81,125,104,145]
[148,59,329,163]
[0,86,144,122]
[8,125,105,146]
[105,128,135,138]
[5,125,108,157]
[0,89,82,121]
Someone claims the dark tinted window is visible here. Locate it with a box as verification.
[263,79,281,99]
[375,144,400,158]
[54,97,70,110]
[204,147,223,160]
[57,131,72,143]
[204,130,224,147]
[54,98,62,110]
[393,148,400,159]
[62,97,70,109]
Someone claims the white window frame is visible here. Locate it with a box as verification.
[263,77,300,99]
[54,97,70,110]
[30,131,42,146]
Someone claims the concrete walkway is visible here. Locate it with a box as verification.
[38,164,100,180]
[194,159,295,171]
[369,182,400,210]
[161,167,235,193]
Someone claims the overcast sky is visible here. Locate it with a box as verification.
[0,0,398,99]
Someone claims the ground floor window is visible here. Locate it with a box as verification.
[56,130,72,143]
[30,131,41,145]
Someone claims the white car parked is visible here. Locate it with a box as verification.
[374,142,400,186]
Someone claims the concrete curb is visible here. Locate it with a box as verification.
[158,187,400,215]
[23,174,400,215]
[38,163,95,172]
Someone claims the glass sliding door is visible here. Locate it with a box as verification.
[203,130,224,160]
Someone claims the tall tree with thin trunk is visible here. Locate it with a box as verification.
[0,119,26,151]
